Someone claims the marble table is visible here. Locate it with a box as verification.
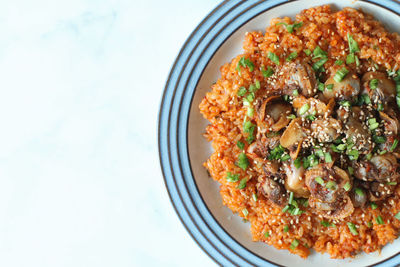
[0,0,217,266]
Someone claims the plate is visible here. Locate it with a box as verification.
[158,0,400,266]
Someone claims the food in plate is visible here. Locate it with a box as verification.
[199,5,400,258]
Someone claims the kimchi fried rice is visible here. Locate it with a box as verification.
[199,5,400,258]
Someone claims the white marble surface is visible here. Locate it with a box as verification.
[0,0,217,266]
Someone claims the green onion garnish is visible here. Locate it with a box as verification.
[247,107,254,117]
[264,231,270,237]
[284,225,289,233]
[242,208,249,217]
[370,79,379,90]
[347,34,360,53]
[236,152,249,170]
[252,193,258,202]
[348,167,354,175]
[262,66,274,77]
[293,89,299,96]
[395,212,400,220]
[255,80,261,89]
[355,188,364,197]
[248,84,257,93]
[281,154,291,161]
[346,53,355,64]
[315,176,324,185]
[326,181,337,190]
[286,51,298,61]
[304,49,311,56]
[294,157,302,169]
[268,52,280,65]
[237,87,247,96]
[333,67,349,82]
[276,22,303,33]
[237,141,245,150]
[376,215,384,225]
[371,202,378,210]
[299,103,310,115]
[237,178,247,189]
[321,221,331,227]
[324,152,332,163]
[287,114,296,119]
[226,172,240,182]
[326,84,333,91]
[347,222,358,235]
[290,239,299,250]
[390,139,399,152]
[313,46,328,59]
[387,181,397,185]
[289,191,294,205]
[312,58,328,71]
[344,181,351,191]
[335,59,344,65]
[339,100,351,107]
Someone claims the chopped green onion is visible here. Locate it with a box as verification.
[293,89,299,96]
[371,202,378,210]
[347,34,360,53]
[321,221,331,227]
[395,212,400,220]
[246,93,255,102]
[355,188,364,197]
[304,49,311,56]
[282,205,290,213]
[299,103,310,115]
[315,149,324,158]
[268,52,280,65]
[326,84,334,91]
[366,153,373,160]
[362,94,371,104]
[262,66,274,77]
[368,118,379,130]
[346,53,355,64]
[337,144,347,151]
[326,181,337,190]
[313,46,328,59]
[370,79,379,90]
[237,178,247,189]
[348,167,354,175]
[255,80,261,89]
[236,152,249,170]
[237,87,247,96]
[347,222,358,235]
[348,149,359,160]
[344,181,351,191]
[372,135,386,144]
[248,84,257,93]
[294,158,302,169]
[379,150,387,155]
[226,172,240,182]
[281,154,291,161]
[289,191,294,205]
[376,215,384,225]
[276,22,303,33]
[334,67,349,82]
[286,51,298,61]
[318,82,325,91]
[339,100,351,107]
[367,221,373,228]
[290,239,300,250]
[325,152,332,163]
[287,114,296,119]
[237,141,245,150]
[247,107,254,117]
[236,57,254,74]
[284,225,289,233]
[387,181,397,185]
[312,58,328,72]
[264,231,270,237]
[252,193,258,202]
[335,59,344,65]
[315,176,324,185]
[242,208,249,217]
[390,139,399,152]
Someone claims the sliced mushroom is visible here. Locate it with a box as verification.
[256,96,292,132]
[305,165,350,203]
[282,160,309,198]
[311,118,342,143]
[354,153,399,183]
[281,61,317,97]
[323,71,360,100]
[257,175,288,207]
[293,95,334,117]
[362,71,396,104]
[369,181,396,201]
[379,109,400,135]
[280,118,305,159]
[309,195,354,220]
